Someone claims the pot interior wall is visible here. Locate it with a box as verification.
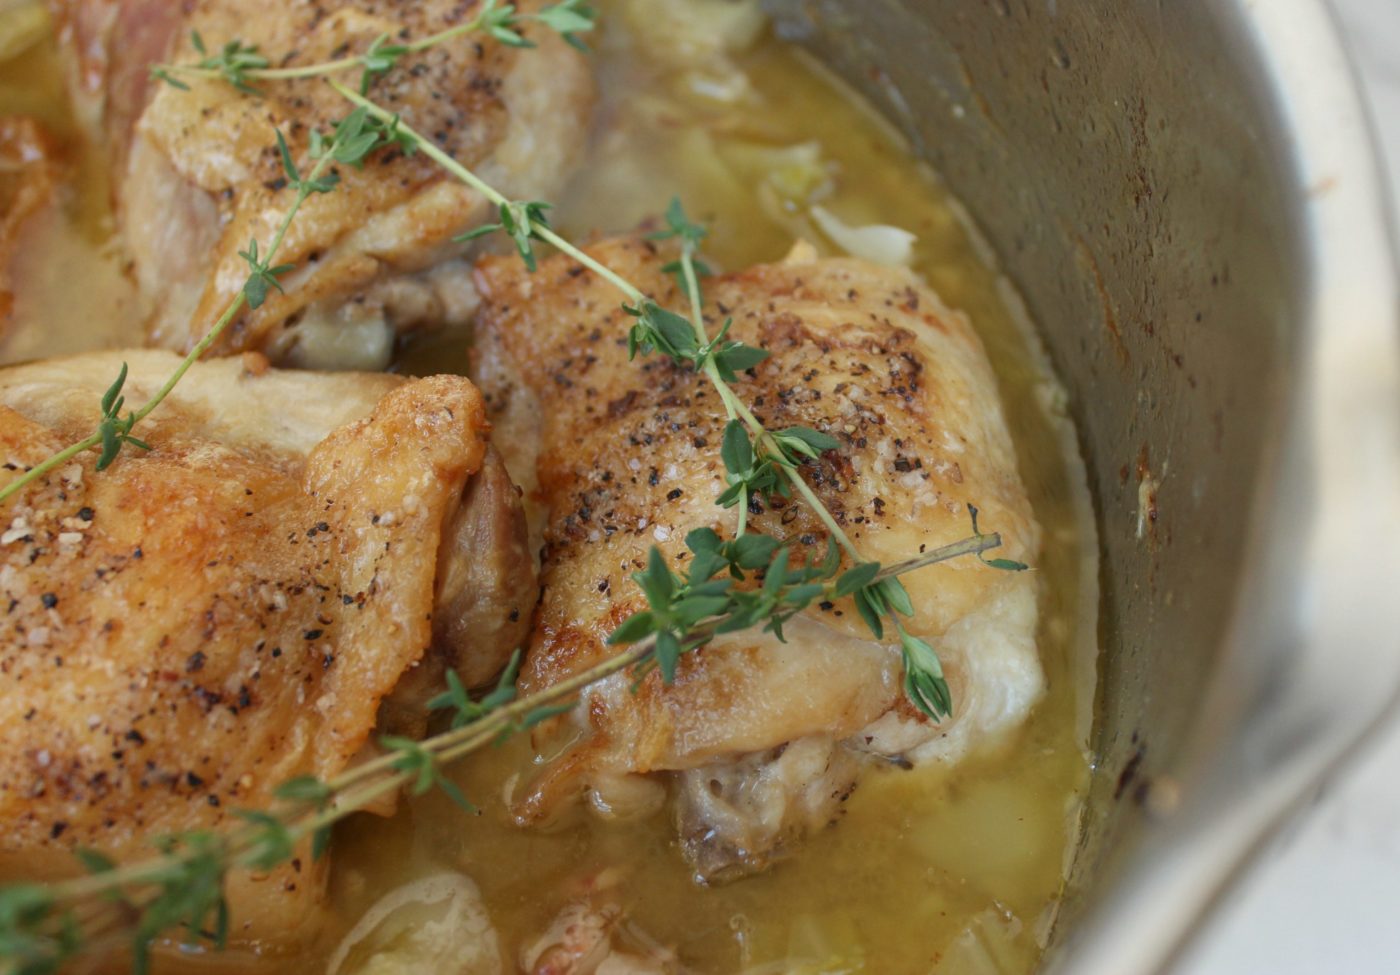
[763,0,1304,961]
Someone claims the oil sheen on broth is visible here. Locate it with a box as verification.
[0,8,139,362]
[0,2,1097,972]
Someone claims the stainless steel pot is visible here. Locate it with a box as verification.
[763,1,1400,971]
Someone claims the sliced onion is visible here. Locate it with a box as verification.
[719,141,832,204]
[326,873,502,975]
[619,0,766,66]
[809,206,918,267]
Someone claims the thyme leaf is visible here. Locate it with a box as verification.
[531,0,598,51]
[94,363,150,471]
[452,200,553,270]
[186,32,269,93]
[149,0,599,92]
[970,503,1029,571]
[356,34,410,94]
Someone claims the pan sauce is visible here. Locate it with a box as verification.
[0,1,1097,972]
[0,13,139,363]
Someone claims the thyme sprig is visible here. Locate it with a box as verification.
[0,527,1006,974]
[0,112,382,507]
[454,199,554,271]
[149,0,598,95]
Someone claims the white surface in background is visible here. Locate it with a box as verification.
[1177,1,1400,972]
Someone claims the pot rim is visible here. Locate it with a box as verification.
[1049,1,1400,972]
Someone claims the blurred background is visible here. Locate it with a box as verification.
[1180,1,1400,971]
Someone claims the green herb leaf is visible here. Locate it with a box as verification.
[773,426,839,462]
[533,0,598,47]
[428,652,522,729]
[237,238,294,310]
[982,557,1028,571]
[482,1,533,48]
[72,850,116,876]
[311,827,332,863]
[426,669,472,725]
[435,777,476,813]
[762,549,790,597]
[454,222,505,244]
[99,362,127,416]
[91,363,150,472]
[685,527,722,554]
[834,562,880,597]
[382,736,439,795]
[653,630,682,684]
[358,34,410,93]
[649,196,707,246]
[852,587,885,638]
[326,107,382,168]
[192,35,269,94]
[273,776,332,804]
[606,611,656,646]
[495,200,552,271]
[880,577,914,618]
[275,130,300,186]
[671,594,730,624]
[728,533,780,570]
[649,303,701,359]
[721,419,754,476]
[899,629,952,720]
[634,546,677,609]
[234,811,295,870]
[966,503,1027,570]
[149,66,191,91]
[711,341,770,381]
[661,258,712,303]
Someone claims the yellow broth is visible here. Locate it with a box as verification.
[0,20,141,361]
[0,2,1097,972]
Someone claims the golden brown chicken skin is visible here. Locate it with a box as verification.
[472,238,1044,879]
[0,350,533,956]
[53,0,594,368]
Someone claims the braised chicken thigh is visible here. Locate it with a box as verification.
[0,350,532,951]
[52,0,594,368]
[473,237,1044,880]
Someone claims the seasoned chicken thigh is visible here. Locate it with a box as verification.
[0,351,533,953]
[52,0,594,367]
[473,237,1044,880]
